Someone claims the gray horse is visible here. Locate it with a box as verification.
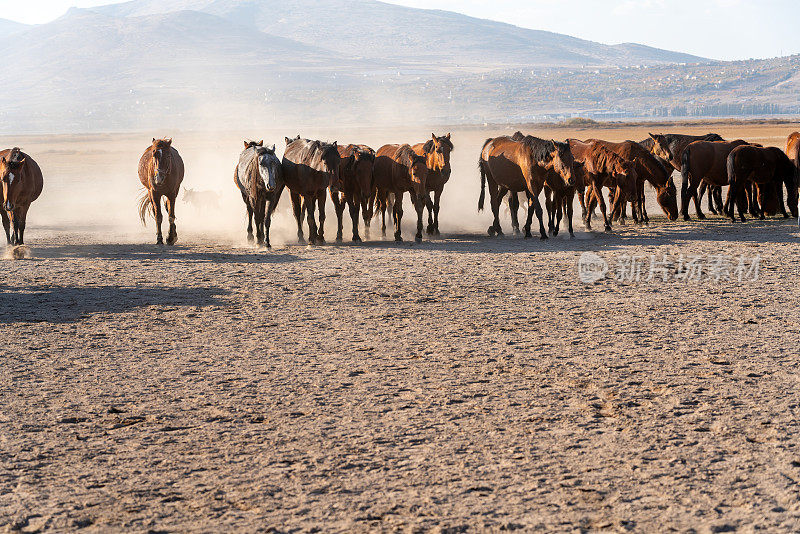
[234,140,283,247]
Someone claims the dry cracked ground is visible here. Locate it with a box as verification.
[3,215,800,533]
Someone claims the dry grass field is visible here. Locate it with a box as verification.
[2,122,800,532]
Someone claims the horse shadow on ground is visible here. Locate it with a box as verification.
[30,244,302,264]
[0,284,228,324]
[338,217,800,254]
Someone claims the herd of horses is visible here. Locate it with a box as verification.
[0,131,799,247]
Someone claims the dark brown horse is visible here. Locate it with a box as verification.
[282,137,341,245]
[332,144,374,242]
[234,140,284,247]
[138,138,184,245]
[413,133,453,235]
[588,139,678,223]
[679,139,748,220]
[647,132,726,215]
[0,148,43,245]
[373,144,429,242]
[568,140,637,232]
[726,145,796,222]
[479,134,574,239]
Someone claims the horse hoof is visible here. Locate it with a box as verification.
[167,237,177,246]
[352,236,362,243]
[415,235,423,243]
[604,227,612,233]
[247,234,254,243]
[336,236,343,243]
[683,215,691,222]
[569,233,575,239]
[426,225,435,235]
[156,238,164,245]
[697,213,706,220]
[395,235,403,242]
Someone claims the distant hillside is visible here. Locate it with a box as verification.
[90,0,706,67]
[0,18,28,35]
[0,1,797,133]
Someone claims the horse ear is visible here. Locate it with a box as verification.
[446,133,451,139]
[285,137,291,145]
[648,133,657,140]
[332,141,337,148]
[269,144,275,152]
[244,141,249,149]
[431,133,437,141]
[257,140,263,146]
[152,138,156,143]
[166,138,172,146]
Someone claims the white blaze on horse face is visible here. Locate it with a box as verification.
[8,173,13,185]
[259,157,276,191]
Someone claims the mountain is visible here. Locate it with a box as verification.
[89,0,706,67]
[0,18,28,35]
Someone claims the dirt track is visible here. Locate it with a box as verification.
[3,125,800,532]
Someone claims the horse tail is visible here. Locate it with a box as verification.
[680,146,692,187]
[726,149,737,186]
[138,191,153,226]
[478,138,492,212]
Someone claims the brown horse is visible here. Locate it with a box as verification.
[568,140,637,232]
[787,132,800,225]
[543,163,585,238]
[726,145,796,222]
[373,144,429,242]
[138,138,184,245]
[412,133,453,235]
[478,134,574,239]
[647,132,726,215]
[679,139,748,220]
[332,144,375,242]
[0,148,43,245]
[282,137,341,245]
[234,140,284,247]
[588,139,678,223]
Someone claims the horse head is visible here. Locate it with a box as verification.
[648,133,674,164]
[612,157,638,202]
[255,144,280,192]
[150,138,173,187]
[352,146,375,192]
[285,135,300,146]
[408,151,429,193]
[0,148,25,212]
[423,133,453,172]
[657,177,679,220]
[550,140,575,189]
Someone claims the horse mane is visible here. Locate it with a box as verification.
[397,144,425,169]
[511,131,526,142]
[590,145,628,174]
[702,133,724,142]
[517,135,557,164]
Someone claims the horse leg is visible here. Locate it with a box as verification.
[584,184,597,230]
[393,191,404,242]
[254,195,266,246]
[487,180,503,236]
[595,185,612,232]
[565,192,575,238]
[714,186,724,213]
[361,193,372,238]
[414,192,425,243]
[164,195,178,245]
[316,191,326,242]
[289,190,305,244]
[349,196,362,243]
[242,191,254,243]
[530,188,548,240]
[380,194,387,237]
[691,180,705,219]
[331,189,345,242]
[153,193,164,245]
[264,185,284,249]
[680,168,692,221]
[432,188,442,235]
[508,191,521,235]
[523,192,534,238]
[1,209,10,245]
[303,195,318,245]
[425,190,435,235]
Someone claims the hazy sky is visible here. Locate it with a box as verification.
[1,0,795,61]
